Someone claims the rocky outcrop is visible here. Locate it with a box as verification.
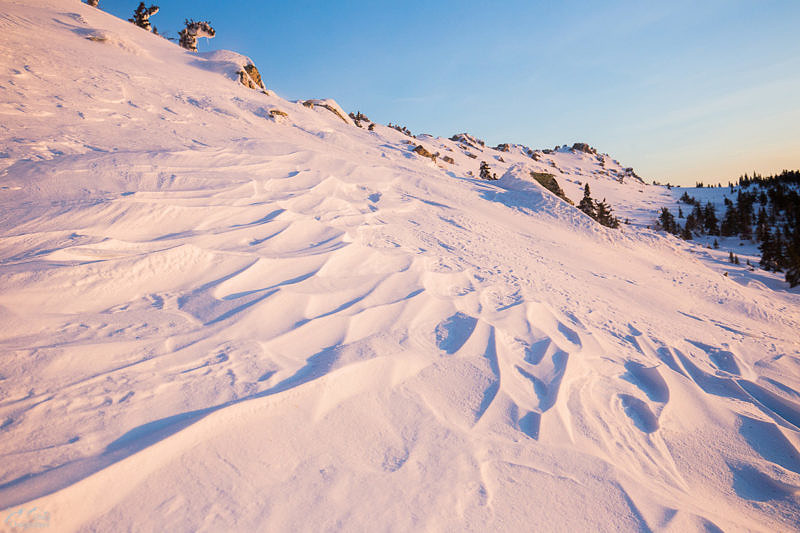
[269,109,288,119]
[450,133,485,149]
[530,171,573,205]
[239,64,265,92]
[495,143,511,152]
[388,123,414,137]
[413,145,437,161]
[622,167,645,184]
[195,51,269,94]
[302,99,353,125]
[348,111,370,128]
[572,142,597,154]
[441,156,455,165]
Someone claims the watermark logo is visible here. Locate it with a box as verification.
[4,507,50,529]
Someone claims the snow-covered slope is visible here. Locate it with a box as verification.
[1,2,800,531]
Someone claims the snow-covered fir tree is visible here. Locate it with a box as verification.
[179,20,216,52]
[479,161,496,180]
[129,3,159,32]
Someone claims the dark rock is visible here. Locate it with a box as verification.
[239,64,266,92]
[413,145,437,161]
[530,171,573,205]
[571,142,597,154]
[450,133,485,149]
[388,123,414,137]
[349,111,370,128]
[302,100,350,124]
[622,167,645,184]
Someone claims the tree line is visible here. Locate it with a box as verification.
[657,171,800,287]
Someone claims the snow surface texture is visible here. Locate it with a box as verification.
[1,2,800,531]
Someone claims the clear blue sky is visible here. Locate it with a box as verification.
[101,0,800,185]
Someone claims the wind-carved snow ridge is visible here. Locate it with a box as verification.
[0,1,800,531]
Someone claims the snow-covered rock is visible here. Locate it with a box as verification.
[301,98,354,125]
[196,49,266,92]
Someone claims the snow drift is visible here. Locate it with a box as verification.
[1,1,799,531]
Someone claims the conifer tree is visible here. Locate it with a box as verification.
[720,204,738,236]
[685,212,698,234]
[756,207,769,241]
[775,233,787,270]
[703,202,719,235]
[658,207,677,234]
[759,231,781,271]
[479,161,496,180]
[179,20,216,52]
[595,200,610,224]
[740,219,753,241]
[578,184,596,220]
[129,2,159,32]
[595,199,620,228]
[786,241,800,287]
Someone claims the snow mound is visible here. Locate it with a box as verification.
[194,49,258,84]
[77,28,144,54]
